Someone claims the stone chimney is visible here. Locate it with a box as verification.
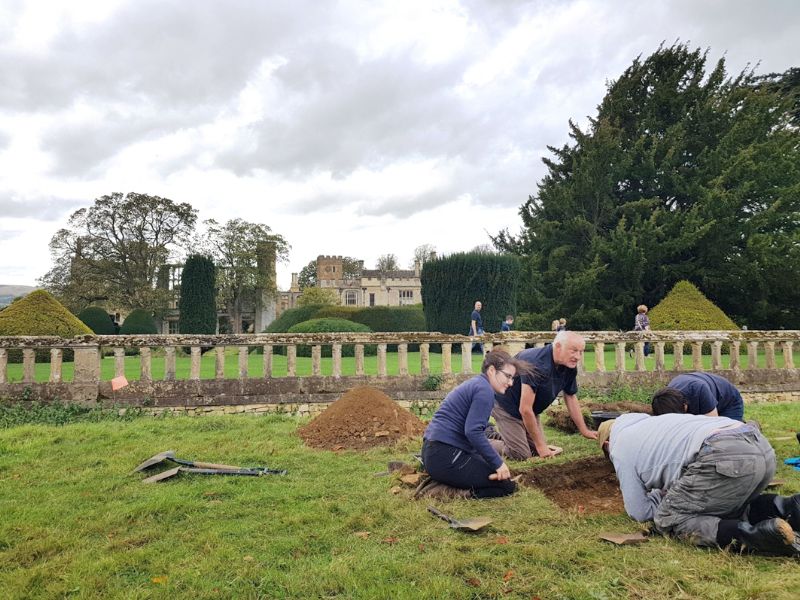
[414,259,421,277]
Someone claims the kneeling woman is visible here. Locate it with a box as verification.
[422,349,532,499]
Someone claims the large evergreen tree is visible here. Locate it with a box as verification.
[494,44,800,329]
[178,255,217,334]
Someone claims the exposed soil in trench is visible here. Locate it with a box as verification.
[547,402,652,433]
[517,456,624,515]
[298,386,425,451]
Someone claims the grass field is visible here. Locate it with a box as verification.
[1,402,799,599]
[4,349,798,383]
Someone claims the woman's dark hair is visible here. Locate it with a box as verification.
[651,387,687,415]
[481,348,535,378]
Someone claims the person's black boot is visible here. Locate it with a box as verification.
[774,494,800,531]
[735,518,800,556]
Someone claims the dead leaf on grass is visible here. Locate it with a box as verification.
[243,556,254,561]
[466,577,481,587]
[503,570,514,582]
[400,473,421,486]
[418,543,425,552]
[389,486,403,495]
[382,536,399,544]
[495,535,509,545]
[151,576,168,585]
[354,531,370,539]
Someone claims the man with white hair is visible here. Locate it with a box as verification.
[492,331,597,459]
[598,413,800,555]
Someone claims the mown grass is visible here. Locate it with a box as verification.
[1,403,799,599]
[5,348,798,383]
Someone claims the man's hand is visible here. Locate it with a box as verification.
[489,463,511,480]
[534,445,556,459]
[581,429,598,440]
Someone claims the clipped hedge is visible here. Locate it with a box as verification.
[264,305,326,334]
[421,252,519,334]
[0,290,91,363]
[119,309,158,335]
[178,255,217,334]
[649,281,739,353]
[286,318,375,357]
[78,306,117,335]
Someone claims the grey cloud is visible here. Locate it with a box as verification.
[0,194,85,221]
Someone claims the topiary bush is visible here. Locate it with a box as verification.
[648,281,739,353]
[119,309,158,335]
[0,290,92,362]
[178,254,217,334]
[286,318,375,357]
[264,305,325,333]
[78,306,117,335]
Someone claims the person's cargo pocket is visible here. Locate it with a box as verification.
[715,458,754,478]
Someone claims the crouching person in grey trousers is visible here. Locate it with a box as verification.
[598,413,800,556]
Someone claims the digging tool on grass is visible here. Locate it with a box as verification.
[132,450,250,473]
[427,506,492,532]
[141,466,287,483]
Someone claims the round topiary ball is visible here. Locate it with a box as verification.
[78,306,117,335]
[119,309,158,335]
[286,318,374,357]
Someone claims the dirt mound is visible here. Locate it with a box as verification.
[517,456,624,515]
[547,402,651,433]
[299,386,425,451]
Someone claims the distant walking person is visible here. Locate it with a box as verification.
[500,315,514,332]
[634,304,652,357]
[556,318,567,332]
[469,300,484,353]
[652,372,745,422]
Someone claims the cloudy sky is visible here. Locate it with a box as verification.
[1,0,798,290]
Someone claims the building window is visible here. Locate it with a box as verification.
[399,290,414,305]
[369,293,375,307]
[345,290,358,306]
[168,320,179,334]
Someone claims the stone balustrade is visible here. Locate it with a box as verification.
[1,330,798,410]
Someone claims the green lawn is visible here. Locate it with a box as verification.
[5,349,800,383]
[0,403,798,599]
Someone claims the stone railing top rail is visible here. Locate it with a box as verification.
[0,330,797,349]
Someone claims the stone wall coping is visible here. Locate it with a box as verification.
[1,330,798,348]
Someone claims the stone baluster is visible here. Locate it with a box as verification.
[190,347,201,380]
[0,349,6,384]
[165,346,176,381]
[140,347,152,381]
[594,342,605,372]
[782,341,794,369]
[22,349,35,384]
[114,348,125,378]
[654,342,665,371]
[484,342,493,354]
[238,346,249,379]
[615,342,626,372]
[730,341,741,371]
[634,343,645,372]
[398,344,408,376]
[764,341,776,369]
[332,344,342,378]
[311,345,322,376]
[73,346,100,385]
[442,344,452,375]
[461,343,473,374]
[420,343,430,376]
[711,341,723,371]
[747,341,758,370]
[691,342,703,371]
[286,346,297,377]
[49,349,62,383]
[355,345,365,376]
[263,345,273,378]
[673,342,684,371]
[215,347,225,379]
[377,344,387,376]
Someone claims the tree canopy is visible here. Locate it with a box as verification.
[494,43,800,329]
[40,192,197,313]
[199,219,289,333]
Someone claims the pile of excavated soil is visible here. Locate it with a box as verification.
[547,402,651,433]
[518,456,624,515]
[298,386,425,451]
